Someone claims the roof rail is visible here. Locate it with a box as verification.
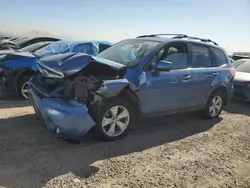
[173,35,218,45]
[137,34,187,38]
[137,34,218,45]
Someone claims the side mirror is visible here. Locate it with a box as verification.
[156,60,172,71]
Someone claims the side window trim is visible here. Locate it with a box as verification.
[208,47,216,67]
[189,42,214,69]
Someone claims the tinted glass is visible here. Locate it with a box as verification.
[190,44,212,68]
[97,39,159,67]
[99,44,111,53]
[211,48,228,66]
[235,60,250,73]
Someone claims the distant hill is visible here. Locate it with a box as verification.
[24,30,55,37]
[0,30,81,40]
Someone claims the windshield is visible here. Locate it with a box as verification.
[235,60,250,73]
[233,60,245,68]
[18,42,51,53]
[97,39,159,67]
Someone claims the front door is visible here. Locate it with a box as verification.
[138,42,193,116]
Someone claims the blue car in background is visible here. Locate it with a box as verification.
[0,40,112,99]
[28,34,235,142]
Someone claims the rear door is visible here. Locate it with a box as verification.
[188,43,219,107]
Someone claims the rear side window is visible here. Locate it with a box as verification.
[190,44,213,68]
[211,48,228,66]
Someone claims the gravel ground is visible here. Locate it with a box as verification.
[0,100,249,188]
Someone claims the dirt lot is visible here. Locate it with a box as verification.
[0,100,249,188]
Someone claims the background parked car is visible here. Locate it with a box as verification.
[0,41,53,55]
[0,36,60,50]
[28,34,235,142]
[0,40,112,99]
[232,59,250,101]
[230,54,250,61]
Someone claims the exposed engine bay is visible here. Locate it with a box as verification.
[34,57,127,108]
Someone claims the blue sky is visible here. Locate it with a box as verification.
[0,0,250,53]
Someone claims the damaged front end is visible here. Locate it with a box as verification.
[29,53,129,140]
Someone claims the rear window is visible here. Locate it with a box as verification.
[190,44,213,68]
[211,48,228,67]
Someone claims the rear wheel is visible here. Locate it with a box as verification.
[203,90,225,118]
[17,76,30,100]
[95,98,134,141]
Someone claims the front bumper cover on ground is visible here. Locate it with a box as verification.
[29,88,96,141]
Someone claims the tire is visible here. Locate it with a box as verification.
[17,75,30,100]
[94,97,134,141]
[202,90,225,119]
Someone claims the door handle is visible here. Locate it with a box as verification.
[182,75,191,80]
[212,72,219,76]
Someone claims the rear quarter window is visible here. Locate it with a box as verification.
[211,48,228,67]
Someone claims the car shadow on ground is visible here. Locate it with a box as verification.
[0,99,31,109]
[224,99,250,116]
[0,110,222,188]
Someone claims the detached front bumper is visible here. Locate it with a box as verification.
[29,85,96,141]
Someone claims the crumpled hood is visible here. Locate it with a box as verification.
[234,71,250,82]
[37,53,125,77]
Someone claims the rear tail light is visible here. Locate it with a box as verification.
[230,68,236,77]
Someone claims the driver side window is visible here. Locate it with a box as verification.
[145,43,188,71]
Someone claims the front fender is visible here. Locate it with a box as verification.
[97,79,130,98]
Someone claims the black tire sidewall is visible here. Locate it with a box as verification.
[95,97,135,141]
[204,91,224,118]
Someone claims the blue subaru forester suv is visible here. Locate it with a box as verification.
[29,34,235,142]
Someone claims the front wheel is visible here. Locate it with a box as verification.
[203,91,225,118]
[95,98,134,141]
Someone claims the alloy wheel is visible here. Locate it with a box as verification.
[209,95,222,117]
[21,81,29,100]
[101,105,130,137]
